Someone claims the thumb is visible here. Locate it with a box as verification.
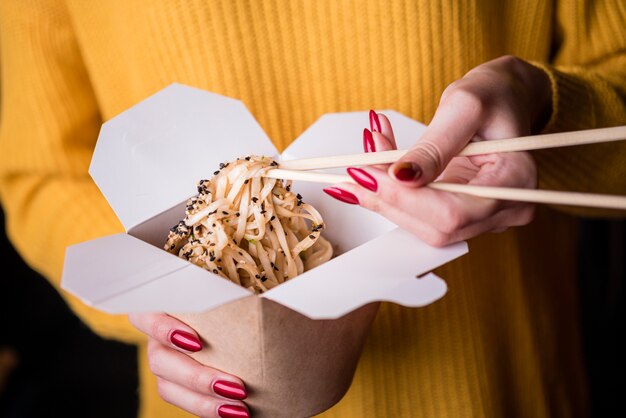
[388,94,482,187]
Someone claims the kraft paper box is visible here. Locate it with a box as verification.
[62,84,468,417]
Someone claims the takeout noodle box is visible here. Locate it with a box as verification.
[62,84,468,417]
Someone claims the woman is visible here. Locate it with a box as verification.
[1,1,625,417]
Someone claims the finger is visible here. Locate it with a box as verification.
[374,112,398,149]
[157,378,249,418]
[436,203,535,246]
[344,167,500,230]
[147,339,247,400]
[129,312,202,353]
[363,128,396,170]
[468,151,536,189]
[388,86,485,187]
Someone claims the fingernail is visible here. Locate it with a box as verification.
[393,162,422,182]
[218,404,250,418]
[369,109,381,132]
[363,128,375,153]
[323,187,359,205]
[214,380,247,400]
[170,330,202,352]
[347,167,377,192]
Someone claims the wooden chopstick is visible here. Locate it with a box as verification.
[263,170,626,210]
[278,126,626,171]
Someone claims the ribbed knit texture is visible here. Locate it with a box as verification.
[1,1,625,417]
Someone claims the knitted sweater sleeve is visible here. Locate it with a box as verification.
[530,1,626,215]
[0,0,144,344]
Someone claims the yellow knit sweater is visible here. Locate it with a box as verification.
[1,1,625,417]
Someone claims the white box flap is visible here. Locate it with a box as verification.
[62,233,250,313]
[89,84,278,231]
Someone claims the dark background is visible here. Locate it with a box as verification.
[0,208,138,418]
[0,207,623,417]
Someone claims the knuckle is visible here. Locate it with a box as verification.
[441,80,460,102]
[426,231,452,248]
[358,192,386,214]
[156,378,173,404]
[437,204,467,234]
[147,347,164,377]
[147,341,170,378]
[445,86,485,117]
[497,54,520,68]
[151,320,174,344]
[188,370,209,393]
[193,398,217,418]
[381,188,399,207]
[409,142,445,175]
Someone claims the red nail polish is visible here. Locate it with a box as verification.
[218,404,249,418]
[363,128,375,153]
[393,162,422,182]
[214,380,247,400]
[369,110,381,132]
[170,330,202,352]
[323,187,359,205]
[347,167,378,192]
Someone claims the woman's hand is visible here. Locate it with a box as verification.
[325,55,551,246]
[129,313,249,418]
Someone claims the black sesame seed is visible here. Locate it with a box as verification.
[309,234,315,239]
[213,269,218,274]
[245,156,251,161]
[252,197,258,203]
[169,244,175,250]
[269,225,274,231]
[270,215,275,221]
[222,211,228,215]
[244,179,249,184]
[214,170,220,175]
[261,276,267,282]
[235,212,240,217]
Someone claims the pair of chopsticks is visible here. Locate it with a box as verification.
[264,126,626,210]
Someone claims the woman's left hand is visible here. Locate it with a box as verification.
[324,55,550,246]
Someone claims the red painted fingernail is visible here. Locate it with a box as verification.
[218,404,249,418]
[170,330,202,352]
[323,187,359,205]
[214,380,247,400]
[363,128,375,153]
[347,167,377,192]
[393,162,422,182]
[369,109,381,132]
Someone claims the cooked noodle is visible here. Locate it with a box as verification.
[165,155,333,294]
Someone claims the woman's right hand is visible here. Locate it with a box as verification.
[129,313,250,418]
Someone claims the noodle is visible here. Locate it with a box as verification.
[165,155,333,293]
